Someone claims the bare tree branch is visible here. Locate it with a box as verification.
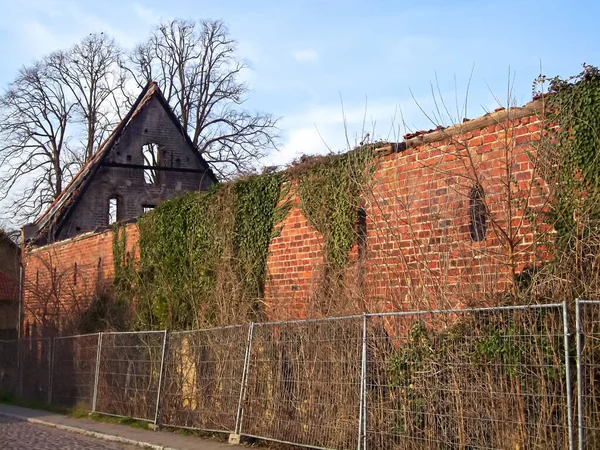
[129,19,280,178]
[0,62,75,223]
[46,32,128,161]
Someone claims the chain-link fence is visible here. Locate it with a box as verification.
[160,325,249,433]
[366,305,571,450]
[241,317,363,449]
[51,333,100,409]
[3,302,600,450]
[20,338,52,403]
[95,331,166,422]
[576,299,600,450]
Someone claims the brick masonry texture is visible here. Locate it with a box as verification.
[22,105,548,332]
[23,222,139,336]
[263,109,546,319]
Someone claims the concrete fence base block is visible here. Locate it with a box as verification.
[228,433,241,445]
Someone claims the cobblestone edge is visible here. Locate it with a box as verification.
[0,410,178,450]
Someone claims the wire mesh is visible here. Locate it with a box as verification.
[51,333,100,409]
[366,306,570,450]
[95,331,165,421]
[160,325,249,433]
[0,340,18,394]
[577,300,600,449]
[0,304,582,449]
[241,317,363,450]
[19,338,52,403]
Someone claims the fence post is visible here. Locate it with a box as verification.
[576,299,584,450]
[232,322,254,443]
[48,337,55,404]
[92,332,103,413]
[564,301,575,450]
[358,314,368,450]
[153,330,168,428]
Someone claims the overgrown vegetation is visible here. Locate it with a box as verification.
[527,65,600,303]
[295,147,374,271]
[106,144,376,330]
[113,173,287,330]
[539,65,600,241]
[377,310,567,448]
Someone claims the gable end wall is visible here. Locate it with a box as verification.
[57,96,214,241]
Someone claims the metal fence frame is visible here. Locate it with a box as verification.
[0,301,595,450]
[575,299,600,450]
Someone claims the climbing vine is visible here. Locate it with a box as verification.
[109,145,374,330]
[536,65,600,240]
[294,146,374,271]
[130,173,286,330]
[233,174,290,311]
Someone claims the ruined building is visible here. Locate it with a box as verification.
[23,82,216,245]
[21,94,548,335]
[20,82,216,336]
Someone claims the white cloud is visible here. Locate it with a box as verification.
[262,93,454,169]
[263,100,404,168]
[293,49,319,63]
[265,126,327,167]
[134,2,162,25]
[0,0,151,59]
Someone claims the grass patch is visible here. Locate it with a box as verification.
[85,412,149,429]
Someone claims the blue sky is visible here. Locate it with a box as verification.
[0,0,598,168]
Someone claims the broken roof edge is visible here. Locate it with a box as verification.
[399,98,545,151]
[281,98,546,171]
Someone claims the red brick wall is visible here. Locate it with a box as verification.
[22,223,138,336]
[22,103,549,331]
[264,105,547,319]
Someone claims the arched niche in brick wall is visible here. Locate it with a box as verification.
[469,184,487,242]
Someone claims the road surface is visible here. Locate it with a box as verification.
[0,415,138,450]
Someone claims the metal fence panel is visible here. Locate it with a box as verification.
[95,331,165,421]
[576,300,600,450]
[0,303,581,450]
[51,333,100,409]
[241,317,363,450]
[20,338,52,403]
[160,325,249,433]
[366,305,570,450]
[0,340,18,394]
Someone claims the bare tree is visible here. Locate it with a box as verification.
[0,33,129,224]
[47,32,128,161]
[0,61,77,223]
[129,19,279,178]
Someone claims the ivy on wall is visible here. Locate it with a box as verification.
[233,174,290,310]
[109,145,375,330]
[294,146,374,271]
[123,173,286,330]
[539,65,600,240]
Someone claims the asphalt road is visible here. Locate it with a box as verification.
[0,415,139,450]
